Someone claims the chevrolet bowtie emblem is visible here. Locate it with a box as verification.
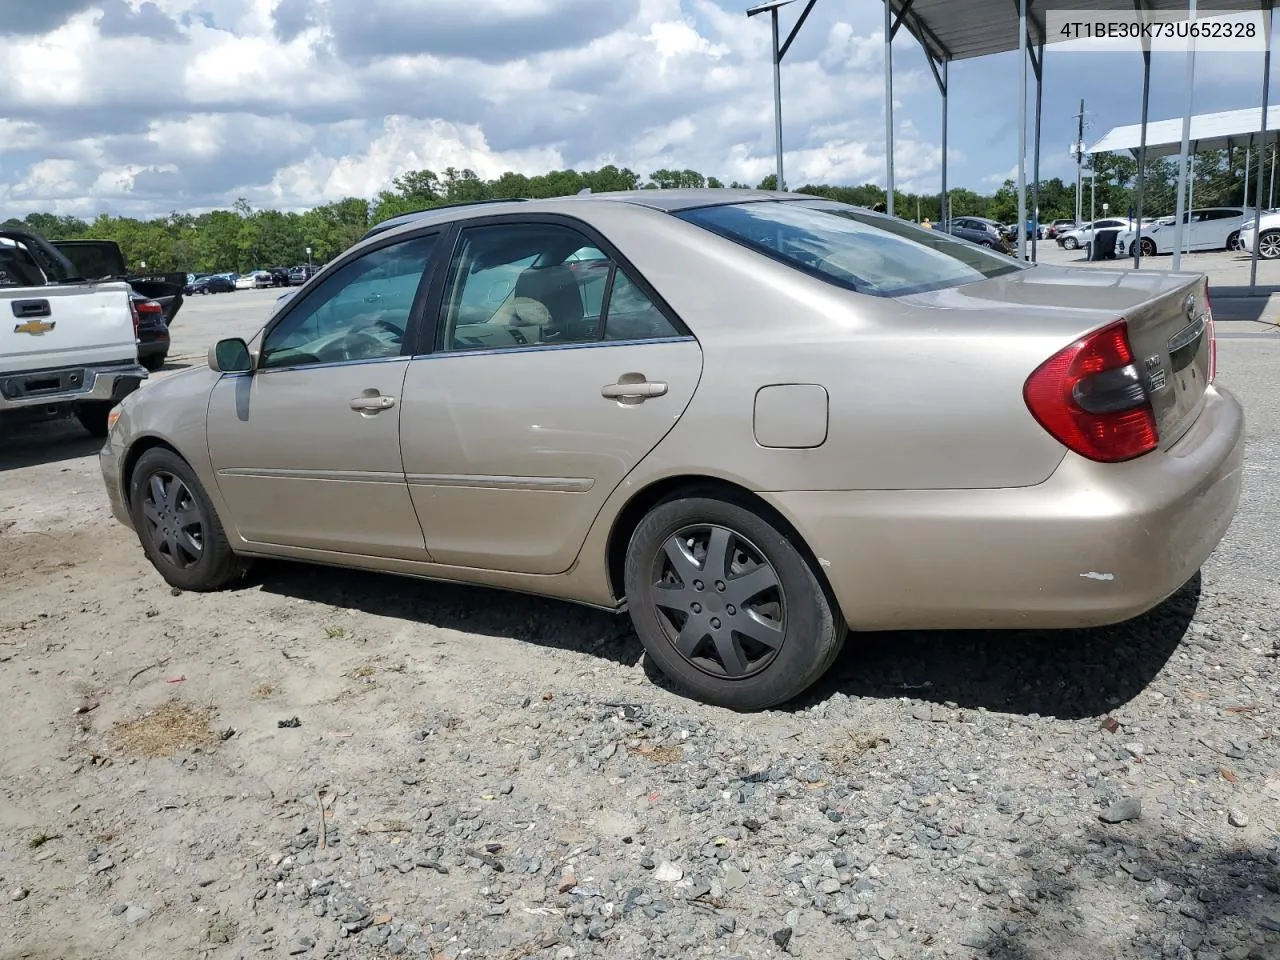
[14,319,55,336]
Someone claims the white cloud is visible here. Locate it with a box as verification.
[0,0,941,217]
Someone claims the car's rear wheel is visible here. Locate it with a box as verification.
[128,447,248,591]
[1139,238,1157,257]
[623,494,846,711]
[1226,230,1243,251]
[1062,236,1079,250]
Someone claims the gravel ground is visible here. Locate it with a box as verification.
[1,295,1277,960]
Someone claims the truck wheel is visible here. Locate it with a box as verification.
[74,402,113,438]
[141,353,166,372]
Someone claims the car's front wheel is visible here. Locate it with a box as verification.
[624,494,847,711]
[1260,230,1280,260]
[128,447,248,591]
[1062,236,1079,250]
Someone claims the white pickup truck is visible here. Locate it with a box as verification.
[0,227,147,437]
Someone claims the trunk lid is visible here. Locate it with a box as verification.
[1120,274,1211,450]
[900,263,1212,450]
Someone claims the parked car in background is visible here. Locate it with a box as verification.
[1044,218,1077,240]
[0,227,146,436]
[944,216,1010,251]
[190,274,236,295]
[130,291,170,371]
[1057,218,1135,250]
[99,189,1241,711]
[288,265,316,285]
[268,267,292,287]
[1114,207,1247,257]
[51,238,186,327]
[1239,209,1280,259]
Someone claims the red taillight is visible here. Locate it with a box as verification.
[1023,319,1159,463]
[137,300,163,315]
[1204,280,1217,383]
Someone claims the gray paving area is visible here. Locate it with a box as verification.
[1,274,1277,960]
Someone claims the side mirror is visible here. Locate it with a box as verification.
[209,337,253,373]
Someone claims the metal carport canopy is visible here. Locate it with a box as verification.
[890,0,1259,62]
[879,0,1269,279]
[1087,105,1280,156]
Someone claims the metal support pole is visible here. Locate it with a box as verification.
[1244,135,1252,207]
[1186,151,1197,256]
[1172,0,1196,272]
[1251,2,1272,289]
[1133,32,1152,269]
[1264,134,1274,207]
[1075,99,1085,225]
[884,0,895,216]
[941,58,949,228]
[771,8,784,191]
[1090,168,1096,224]
[1032,42,1043,262]
[1017,0,1028,261]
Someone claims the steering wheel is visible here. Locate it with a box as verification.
[372,318,404,338]
[338,330,389,361]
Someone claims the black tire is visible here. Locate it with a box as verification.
[623,494,847,711]
[1139,238,1157,257]
[1260,230,1280,260]
[141,353,166,372]
[74,402,113,438]
[128,447,248,591]
[1063,236,1079,250]
[1226,231,1242,252]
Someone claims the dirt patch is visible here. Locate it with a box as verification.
[107,699,219,757]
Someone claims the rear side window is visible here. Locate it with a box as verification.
[675,199,1023,297]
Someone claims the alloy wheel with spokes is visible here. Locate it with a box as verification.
[127,446,247,592]
[141,471,205,569]
[624,494,847,710]
[650,523,787,680]
[1260,231,1280,260]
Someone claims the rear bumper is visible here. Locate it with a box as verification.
[0,361,147,412]
[137,334,170,358]
[763,385,1244,631]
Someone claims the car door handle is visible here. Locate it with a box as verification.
[349,394,396,413]
[601,380,667,400]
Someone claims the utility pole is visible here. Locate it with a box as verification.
[1090,165,1096,224]
[1074,99,1085,225]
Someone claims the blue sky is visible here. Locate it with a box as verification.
[0,0,1273,218]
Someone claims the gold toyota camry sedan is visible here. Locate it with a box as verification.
[99,190,1244,711]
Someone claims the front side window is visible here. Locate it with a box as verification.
[440,223,681,352]
[676,200,1023,298]
[260,234,437,369]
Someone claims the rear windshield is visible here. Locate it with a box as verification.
[675,199,1024,297]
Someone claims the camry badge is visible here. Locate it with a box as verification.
[14,319,54,336]
[1144,354,1168,391]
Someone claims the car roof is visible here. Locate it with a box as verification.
[358,189,823,241]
